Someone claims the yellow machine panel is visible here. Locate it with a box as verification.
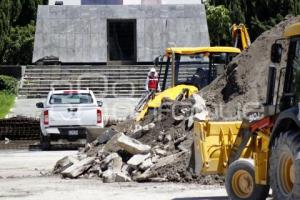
[193,120,242,175]
[136,85,198,121]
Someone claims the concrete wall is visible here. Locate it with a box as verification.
[48,0,201,5]
[33,4,209,63]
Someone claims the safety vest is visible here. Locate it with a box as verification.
[148,76,158,90]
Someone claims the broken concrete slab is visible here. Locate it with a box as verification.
[164,134,172,143]
[133,168,155,182]
[61,157,95,178]
[154,152,185,169]
[117,134,151,155]
[53,156,79,174]
[127,153,150,167]
[88,164,102,177]
[154,148,167,156]
[102,133,123,153]
[96,128,118,144]
[139,158,153,171]
[131,123,156,139]
[102,169,116,183]
[102,153,119,165]
[108,155,123,173]
[115,172,132,182]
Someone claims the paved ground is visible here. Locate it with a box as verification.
[9,98,140,122]
[0,150,229,200]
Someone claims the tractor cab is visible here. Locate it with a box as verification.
[156,47,241,91]
[136,46,240,121]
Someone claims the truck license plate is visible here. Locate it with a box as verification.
[68,130,78,136]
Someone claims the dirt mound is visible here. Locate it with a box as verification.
[201,16,300,120]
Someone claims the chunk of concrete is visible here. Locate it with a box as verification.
[139,158,153,171]
[96,128,118,144]
[142,123,155,131]
[133,168,154,182]
[154,148,167,156]
[61,157,95,178]
[102,153,119,165]
[115,172,132,182]
[102,169,116,183]
[164,134,172,143]
[127,153,150,167]
[103,133,123,152]
[154,152,185,168]
[53,155,79,174]
[117,134,151,155]
[108,156,123,173]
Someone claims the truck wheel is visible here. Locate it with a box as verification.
[269,131,300,200]
[225,159,269,200]
[40,135,50,150]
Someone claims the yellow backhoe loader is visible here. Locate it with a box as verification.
[193,22,300,200]
[231,23,251,51]
[135,47,241,121]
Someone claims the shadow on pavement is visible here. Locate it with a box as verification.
[172,197,228,200]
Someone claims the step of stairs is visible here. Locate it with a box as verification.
[19,64,201,98]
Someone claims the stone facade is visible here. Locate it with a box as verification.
[33,4,209,63]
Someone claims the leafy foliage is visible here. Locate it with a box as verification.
[207,0,300,44]
[0,0,48,65]
[3,23,35,64]
[0,75,18,95]
[206,4,231,45]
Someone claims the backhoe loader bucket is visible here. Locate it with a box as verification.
[193,120,243,175]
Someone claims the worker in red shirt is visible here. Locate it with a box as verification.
[145,68,161,92]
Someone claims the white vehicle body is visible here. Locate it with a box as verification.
[37,89,103,145]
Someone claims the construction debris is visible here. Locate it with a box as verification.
[54,93,216,184]
[53,16,300,184]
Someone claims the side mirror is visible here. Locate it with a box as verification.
[271,43,283,63]
[97,100,103,107]
[154,57,159,66]
[36,102,44,108]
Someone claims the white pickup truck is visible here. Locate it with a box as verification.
[36,89,104,150]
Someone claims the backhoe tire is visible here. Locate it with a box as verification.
[269,131,300,200]
[225,159,270,200]
[40,134,50,150]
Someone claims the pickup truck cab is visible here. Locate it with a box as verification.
[36,89,103,150]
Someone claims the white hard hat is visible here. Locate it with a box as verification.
[150,68,156,73]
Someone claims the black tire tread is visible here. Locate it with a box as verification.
[269,131,300,200]
[225,158,269,200]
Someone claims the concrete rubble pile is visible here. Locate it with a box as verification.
[54,94,223,184]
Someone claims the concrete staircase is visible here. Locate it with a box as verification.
[19,65,200,98]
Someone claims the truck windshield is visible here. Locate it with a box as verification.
[49,93,93,104]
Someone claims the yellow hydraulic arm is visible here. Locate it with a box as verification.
[231,24,251,51]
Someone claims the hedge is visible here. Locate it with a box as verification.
[0,75,18,95]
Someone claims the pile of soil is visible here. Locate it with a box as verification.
[201,16,300,120]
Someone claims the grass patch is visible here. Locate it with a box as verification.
[0,92,15,119]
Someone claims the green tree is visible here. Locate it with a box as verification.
[206,4,231,45]
[207,0,300,41]
[2,23,35,64]
[0,0,48,65]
